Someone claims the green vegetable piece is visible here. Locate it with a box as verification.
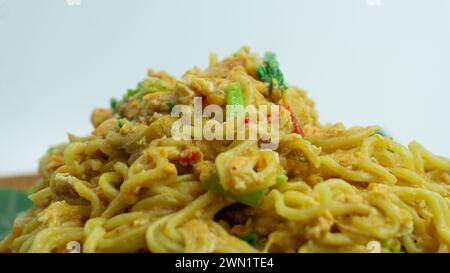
[381,239,404,253]
[381,239,389,249]
[374,129,388,137]
[47,146,56,154]
[126,88,139,98]
[135,77,170,96]
[241,233,258,245]
[233,190,266,207]
[206,173,225,194]
[167,100,176,111]
[226,82,245,106]
[256,52,287,92]
[110,97,119,113]
[206,172,265,207]
[226,82,245,119]
[275,171,288,187]
[110,77,171,113]
[117,119,124,130]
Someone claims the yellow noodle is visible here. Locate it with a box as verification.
[2,48,449,253]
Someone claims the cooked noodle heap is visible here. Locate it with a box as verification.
[1,48,450,253]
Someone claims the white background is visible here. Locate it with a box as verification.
[0,0,449,176]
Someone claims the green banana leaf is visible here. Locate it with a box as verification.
[0,189,33,239]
